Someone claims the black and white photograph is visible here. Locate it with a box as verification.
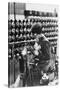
[8,2,59,88]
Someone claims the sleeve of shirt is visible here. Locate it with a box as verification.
[38,41,51,61]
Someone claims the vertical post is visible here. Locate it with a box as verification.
[8,3,10,87]
[13,2,16,82]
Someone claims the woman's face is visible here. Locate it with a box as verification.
[36,37,39,42]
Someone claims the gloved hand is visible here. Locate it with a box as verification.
[34,42,41,56]
[21,47,27,56]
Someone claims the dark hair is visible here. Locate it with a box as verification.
[31,23,42,34]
